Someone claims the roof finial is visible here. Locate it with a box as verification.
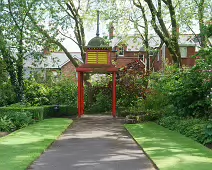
[96,10,100,37]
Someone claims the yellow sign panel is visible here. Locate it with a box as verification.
[87,52,97,64]
[87,52,108,64]
[98,52,108,64]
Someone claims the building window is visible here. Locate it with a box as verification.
[119,46,124,56]
[162,44,166,58]
[139,54,144,61]
[157,52,160,61]
[180,47,187,58]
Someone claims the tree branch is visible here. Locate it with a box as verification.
[28,13,79,67]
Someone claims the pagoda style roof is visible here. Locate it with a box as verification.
[87,37,109,48]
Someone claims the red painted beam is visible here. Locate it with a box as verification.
[81,72,84,116]
[77,72,81,118]
[112,72,116,117]
[76,67,118,72]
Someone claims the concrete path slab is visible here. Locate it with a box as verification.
[29,115,156,170]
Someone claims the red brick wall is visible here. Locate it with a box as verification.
[182,46,197,67]
[165,46,197,67]
[111,51,146,68]
[61,61,77,80]
[153,51,163,71]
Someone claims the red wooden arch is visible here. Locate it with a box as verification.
[76,45,118,118]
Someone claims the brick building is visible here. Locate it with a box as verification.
[109,34,199,71]
[24,52,81,81]
[24,33,200,80]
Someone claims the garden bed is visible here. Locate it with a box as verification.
[0,118,72,170]
[0,132,9,138]
[125,122,212,170]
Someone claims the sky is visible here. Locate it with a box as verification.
[62,21,107,52]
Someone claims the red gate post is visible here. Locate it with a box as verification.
[81,72,84,116]
[112,72,116,117]
[77,72,81,117]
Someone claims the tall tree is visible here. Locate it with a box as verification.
[27,0,90,66]
[0,0,50,101]
[179,0,211,47]
[131,0,163,71]
[134,0,182,67]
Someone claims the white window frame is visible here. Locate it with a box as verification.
[180,47,187,58]
[139,54,144,61]
[157,52,160,61]
[119,46,124,56]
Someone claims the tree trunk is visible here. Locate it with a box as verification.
[198,0,206,47]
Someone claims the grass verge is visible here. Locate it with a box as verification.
[0,118,73,170]
[125,122,212,170]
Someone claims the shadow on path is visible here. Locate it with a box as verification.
[29,115,155,170]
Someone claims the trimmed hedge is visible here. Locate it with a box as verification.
[158,116,212,145]
[0,105,77,121]
[0,106,44,121]
[0,111,34,132]
[43,105,77,118]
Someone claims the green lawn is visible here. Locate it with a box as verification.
[0,118,73,170]
[125,122,212,170]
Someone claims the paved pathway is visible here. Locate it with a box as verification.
[29,115,156,170]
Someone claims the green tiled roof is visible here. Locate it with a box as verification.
[87,37,108,47]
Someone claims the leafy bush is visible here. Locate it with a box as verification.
[86,90,112,113]
[0,82,17,107]
[0,106,44,121]
[205,122,212,145]
[0,104,77,121]
[148,53,212,118]
[157,115,181,130]
[116,71,148,108]
[43,105,77,117]
[24,80,50,106]
[0,115,15,132]
[0,111,34,132]
[84,74,112,113]
[117,109,131,117]
[158,116,212,145]
[49,78,77,106]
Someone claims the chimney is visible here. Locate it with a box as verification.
[43,47,50,55]
[176,26,180,33]
[109,22,114,40]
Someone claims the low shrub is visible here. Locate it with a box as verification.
[86,91,112,113]
[49,78,77,106]
[0,111,34,132]
[24,80,50,106]
[158,116,212,145]
[43,105,77,117]
[0,105,77,121]
[0,106,44,121]
[117,109,131,117]
[0,82,17,107]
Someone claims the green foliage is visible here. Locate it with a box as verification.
[43,105,77,117]
[158,116,212,145]
[0,81,17,107]
[0,111,34,132]
[86,91,112,113]
[49,78,77,106]
[0,104,77,123]
[84,74,112,113]
[24,80,50,106]
[205,121,212,145]
[0,106,44,121]
[0,58,8,84]
[117,71,148,107]
[147,50,212,118]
